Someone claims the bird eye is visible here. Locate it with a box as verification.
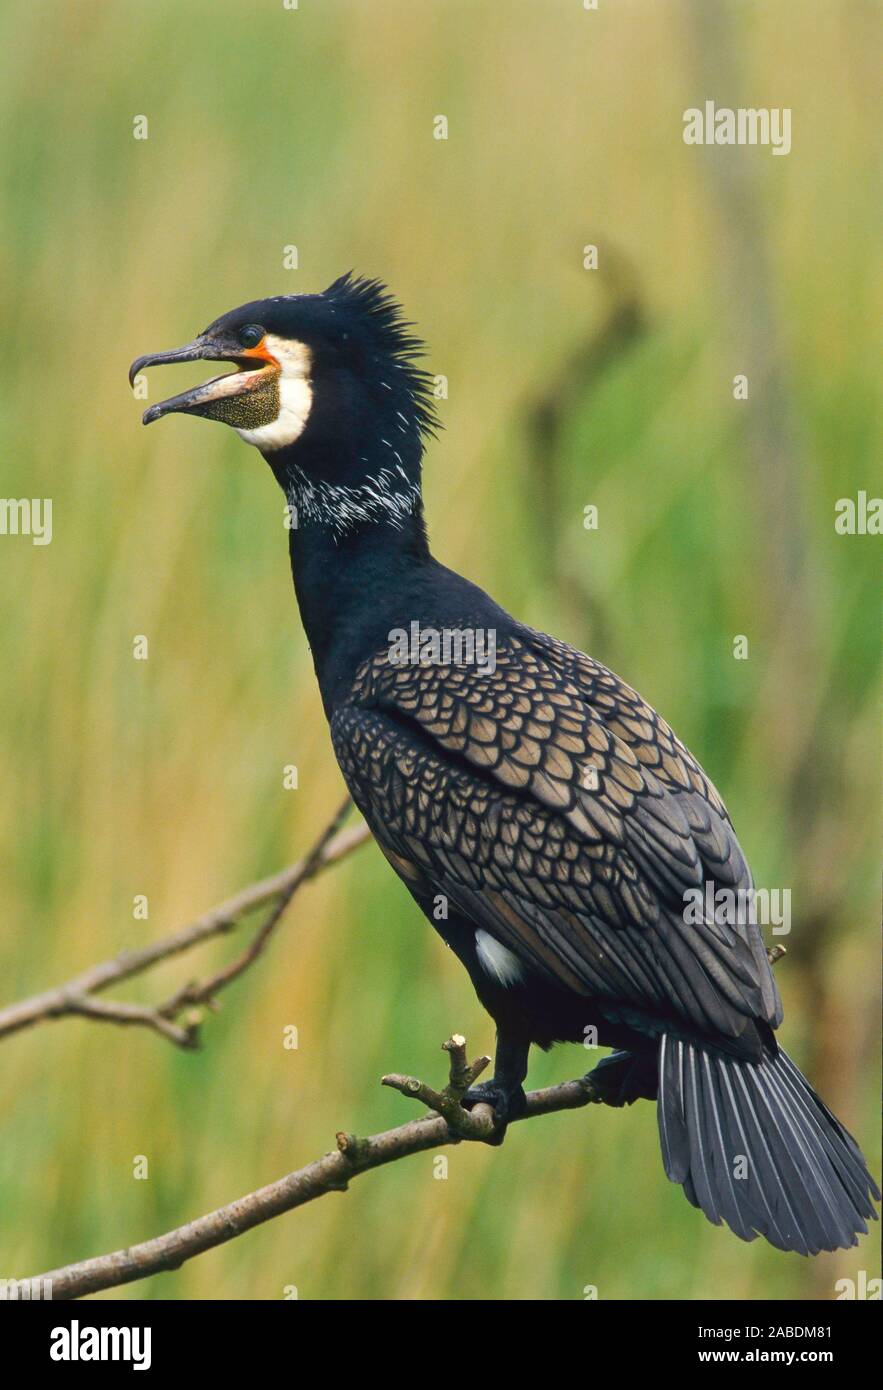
[238,324,264,349]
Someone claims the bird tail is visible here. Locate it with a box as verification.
[657,1034,880,1254]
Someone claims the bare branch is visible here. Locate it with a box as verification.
[21,1036,601,1300]
[60,994,201,1049]
[0,800,370,1047]
[382,1032,496,1139]
[2,805,793,1300]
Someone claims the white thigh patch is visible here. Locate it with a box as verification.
[475,929,525,987]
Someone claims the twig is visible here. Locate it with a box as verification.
[20,1036,602,1300]
[60,994,201,1049]
[382,1031,496,1138]
[0,800,369,1047]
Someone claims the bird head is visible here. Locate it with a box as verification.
[129,274,438,465]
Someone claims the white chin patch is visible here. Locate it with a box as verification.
[475,929,525,987]
[235,335,313,451]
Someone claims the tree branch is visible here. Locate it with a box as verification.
[20,1036,602,1300]
[3,799,794,1299]
[0,799,370,1048]
[382,1032,496,1139]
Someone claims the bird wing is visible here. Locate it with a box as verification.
[331,626,782,1044]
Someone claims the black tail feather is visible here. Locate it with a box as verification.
[658,1035,880,1255]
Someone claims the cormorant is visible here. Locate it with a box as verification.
[130,274,879,1254]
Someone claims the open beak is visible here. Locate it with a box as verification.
[129,337,279,425]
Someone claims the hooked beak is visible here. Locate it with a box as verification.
[129,336,280,425]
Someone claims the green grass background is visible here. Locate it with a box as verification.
[0,0,879,1300]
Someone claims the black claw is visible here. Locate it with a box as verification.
[461,1080,527,1143]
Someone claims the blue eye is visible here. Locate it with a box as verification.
[238,324,264,349]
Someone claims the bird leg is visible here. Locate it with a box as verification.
[461,1030,529,1144]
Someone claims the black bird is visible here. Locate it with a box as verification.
[131,274,879,1254]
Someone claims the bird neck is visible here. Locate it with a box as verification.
[288,510,433,712]
[268,430,433,712]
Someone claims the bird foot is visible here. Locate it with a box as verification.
[462,1080,527,1145]
[381,1034,500,1142]
[583,1049,657,1107]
